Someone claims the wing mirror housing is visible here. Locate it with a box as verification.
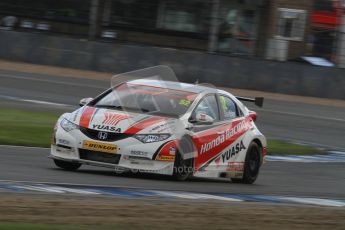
[79,97,93,107]
[190,112,214,125]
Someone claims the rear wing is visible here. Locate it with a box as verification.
[236,96,264,107]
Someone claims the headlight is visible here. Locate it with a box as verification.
[60,118,79,132]
[134,134,171,143]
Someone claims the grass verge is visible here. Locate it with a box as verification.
[268,140,325,155]
[0,108,325,155]
[0,109,59,148]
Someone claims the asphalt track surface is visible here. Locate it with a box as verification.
[1,145,345,199]
[1,69,345,199]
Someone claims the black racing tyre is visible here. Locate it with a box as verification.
[54,159,81,171]
[173,137,195,181]
[231,142,261,184]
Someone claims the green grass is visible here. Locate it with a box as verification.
[0,108,325,155]
[268,140,325,155]
[0,109,59,148]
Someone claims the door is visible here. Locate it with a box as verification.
[192,94,248,172]
[190,94,222,171]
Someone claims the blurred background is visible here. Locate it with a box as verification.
[0,0,345,100]
[0,0,344,63]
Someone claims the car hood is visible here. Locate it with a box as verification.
[67,106,182,135]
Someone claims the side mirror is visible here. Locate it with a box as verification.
[79,97,93,107]
[190,112,214,125]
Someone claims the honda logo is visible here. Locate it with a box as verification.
[98,132,108,140]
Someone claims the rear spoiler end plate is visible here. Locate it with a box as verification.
[236,96,264,107]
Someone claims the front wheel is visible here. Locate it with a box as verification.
[54,159,81,171]
[173,138,194,181]
[231,142,261,184]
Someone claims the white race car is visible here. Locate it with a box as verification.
[50,66,267,184]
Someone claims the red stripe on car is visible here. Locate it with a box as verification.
[79,107,96,128]
[193,118,252,171]
[125,116,167,134]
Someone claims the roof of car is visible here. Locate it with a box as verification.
[127,79,218,94]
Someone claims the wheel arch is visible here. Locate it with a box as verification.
[177,134,196,158]
[173,134,195,180]
[251,138,264,165]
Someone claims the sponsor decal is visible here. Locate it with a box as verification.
[130,150,149,157]
[193,118,251,172]
[179,99,191,107]
[201,134,225,154]
[221,141,246,163]
[227,162,244,172]
[200,120,248,155]
[150,120,175,133]
[169,146,176,155]
[92,124,121,132]
[82,141,117,154]
[128,158,154,166]
[57,139,70,145]
[103,112,130,126]
[155,140,177,162]
[156,155,175,162]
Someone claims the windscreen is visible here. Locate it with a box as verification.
[95,82,198,117]
[95,65,201,117]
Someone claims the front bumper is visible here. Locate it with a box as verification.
[50,127,175,175]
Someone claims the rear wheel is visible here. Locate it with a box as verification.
[173,137,194,181]
[54,159,81,171]
[231,142,261,184]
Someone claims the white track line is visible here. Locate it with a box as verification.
[0,94,73,107]
[0,179,183,193]
[0,73,106,89]
[1,180,344,207]
[0,145,49,150]
[21,99,72,107]
[252,107,345,122]
[281,197,345,207]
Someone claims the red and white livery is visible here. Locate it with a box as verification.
[50,66,267,184]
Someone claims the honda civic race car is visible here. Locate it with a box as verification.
[50,66,267,184]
